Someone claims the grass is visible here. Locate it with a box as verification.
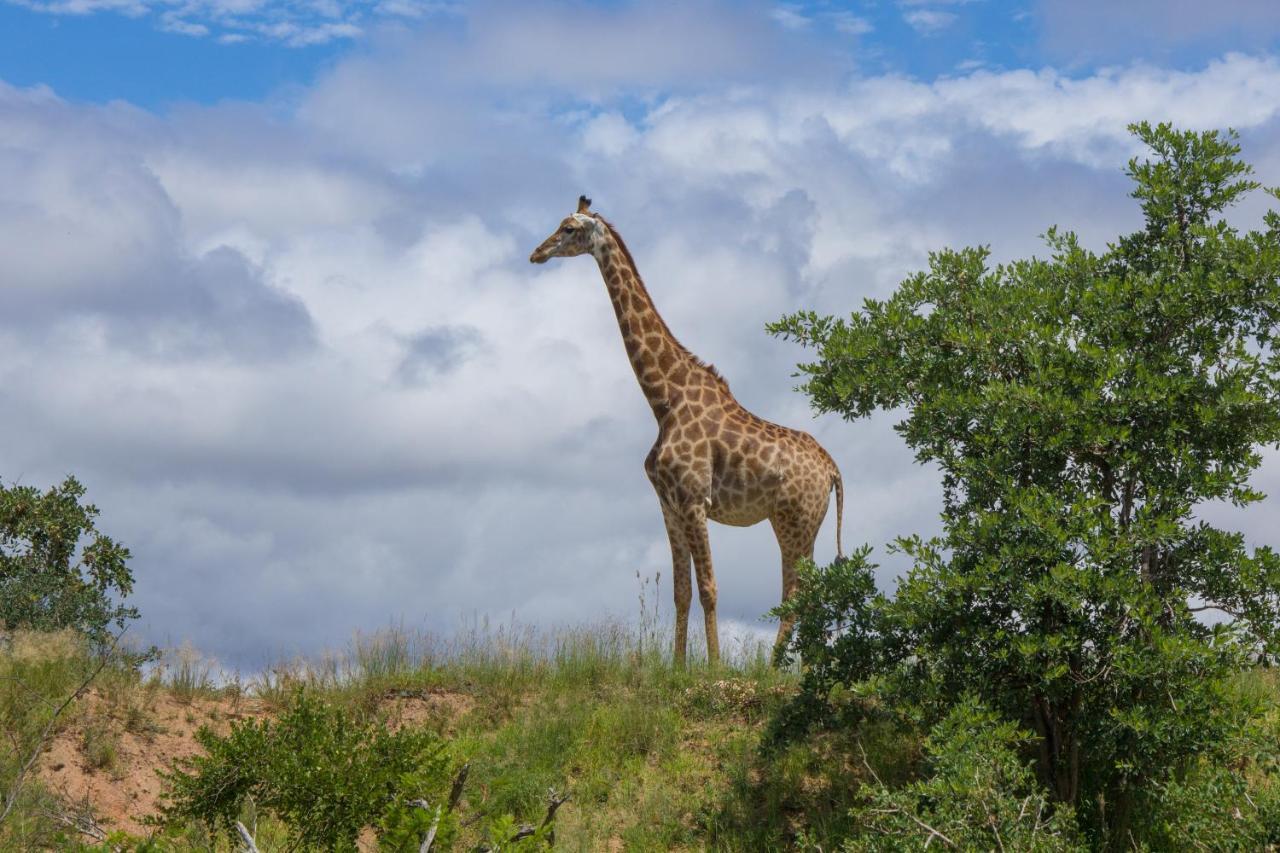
[153,643,216,705]
[10,620,1276,851]
[1,617,837,850]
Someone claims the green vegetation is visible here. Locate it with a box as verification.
[2,622,844,851]
[4,123,1280,851]
[159,690,456,851]
[0,476,140,647]
[1,622,1278,849]
[770,122,1280,847]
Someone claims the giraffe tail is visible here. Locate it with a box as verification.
[832,468,844,560]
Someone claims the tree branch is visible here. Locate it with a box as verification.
[1188,603,1245,618]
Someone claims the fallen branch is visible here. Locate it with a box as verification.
[448,762,470,812]
[39,803,106,843]
[411,761,470,852]
[418,803,444,853]
[235,820,261,853]
[510,788,570,845]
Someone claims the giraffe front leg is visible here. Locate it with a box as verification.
[684,508,720,666]
[659,503,693,668]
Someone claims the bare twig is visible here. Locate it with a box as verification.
[1069,664,1113,685]
[856,739,884,786]
[409,760,471,852]
[539,788,569,846]
[0,631,123,826]
[902,811,956,848]
[235,820,261,853]
[39,804,106,842]
[539,788,570,831]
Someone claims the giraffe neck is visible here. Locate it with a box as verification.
[591,224,703,417]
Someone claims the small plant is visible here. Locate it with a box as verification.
[250,660,309,710]
[80,717,119,774]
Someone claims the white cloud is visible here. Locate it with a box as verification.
[1037,0,1280,64]
[904,9,958,35]
[3,12,1280,666]
[581,112,641,157]
[771,3,809,30]
[830,11,873,36]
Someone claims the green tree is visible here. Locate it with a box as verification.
[770,123,1280,845]
[0,476,138,645]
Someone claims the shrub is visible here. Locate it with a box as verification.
[842,698,1083,852]
[158,690,455,851]
[768,550,888,740]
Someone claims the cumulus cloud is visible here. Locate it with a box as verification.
[2,7,1279,667]
[0,83,314,360]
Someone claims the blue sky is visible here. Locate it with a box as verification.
[6,1,1278,109]
[3,1,1280,669]
[0,3,340,105]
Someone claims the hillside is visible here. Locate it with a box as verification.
[3,624,875,851]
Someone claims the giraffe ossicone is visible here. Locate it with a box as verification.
[530,197,844,667]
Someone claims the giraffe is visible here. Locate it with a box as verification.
[530,196,843,666]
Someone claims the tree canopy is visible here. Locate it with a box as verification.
[770,122,1280,846]
[0,476,139,646]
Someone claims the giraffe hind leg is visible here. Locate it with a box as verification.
[770,513,821,662]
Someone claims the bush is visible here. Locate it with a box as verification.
[158,690,455,851]
[842,698,1083,852]
[767,550,889,740]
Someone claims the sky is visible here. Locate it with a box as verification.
[3,0,1280,671]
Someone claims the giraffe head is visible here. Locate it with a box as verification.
[529,195,606,264]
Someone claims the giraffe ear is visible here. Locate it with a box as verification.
[577,195,592,214]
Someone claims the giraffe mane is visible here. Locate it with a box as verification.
[594,214,731,393]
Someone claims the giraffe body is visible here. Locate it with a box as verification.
[531,197,843,665]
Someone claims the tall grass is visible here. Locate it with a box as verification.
[242,571,786,709]
[151,642,216,704]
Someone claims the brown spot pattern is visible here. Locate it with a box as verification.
[531,203,845,666]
